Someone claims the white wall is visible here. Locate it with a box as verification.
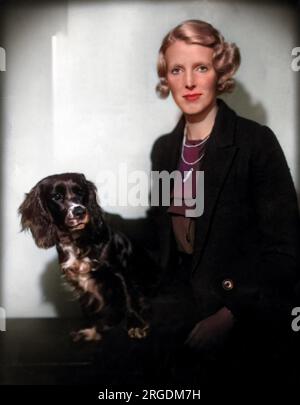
[1,1,299,317]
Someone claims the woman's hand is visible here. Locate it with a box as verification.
[185,306,235,351]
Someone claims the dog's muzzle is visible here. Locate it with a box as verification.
[66,204,89,229]
[72,205,86,219]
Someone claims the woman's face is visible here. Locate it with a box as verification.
[165,40,218,118]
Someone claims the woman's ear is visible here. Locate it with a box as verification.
[18,183,57,248]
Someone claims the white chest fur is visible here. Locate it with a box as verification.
[60,244,92,273]
[60,244,93,287]
[59,243,104,310]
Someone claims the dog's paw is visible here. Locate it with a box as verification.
[128,324,150,339]
[70,327,102,342]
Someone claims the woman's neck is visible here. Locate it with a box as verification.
[185,102,218,141]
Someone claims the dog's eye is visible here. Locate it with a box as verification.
[52,193,63,201]
[73,187,84,197]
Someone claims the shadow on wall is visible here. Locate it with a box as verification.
[40,258,82,318]
[222,80,267,126]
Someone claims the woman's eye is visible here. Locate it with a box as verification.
[197,65,208,72]
[171,67,181,75]
[52,193,62,201]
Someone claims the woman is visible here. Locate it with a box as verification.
[148,19,300,380]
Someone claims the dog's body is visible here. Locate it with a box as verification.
[19,173,157,342]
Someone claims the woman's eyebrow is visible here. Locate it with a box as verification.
[192,61,212,67]
[169,61,212,68]
[168,63,184,68]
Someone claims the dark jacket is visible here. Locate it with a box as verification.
[149,99,300,325]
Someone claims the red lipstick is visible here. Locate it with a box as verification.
[183,93,202,102]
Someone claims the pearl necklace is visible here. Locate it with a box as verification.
[181,125,210,166]
[183,133,210,148]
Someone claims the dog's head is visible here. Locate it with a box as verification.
[19,173,103,248]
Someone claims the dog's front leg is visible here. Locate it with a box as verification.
[127,319,150,339]
[125,307,150,339]
[70,326,102,342]
[113,272,150,339]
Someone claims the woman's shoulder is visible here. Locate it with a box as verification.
[152,132,172,149]
[235,113,280,151]
[150,132,175,166]
[151,116,184,158]
[216,99,281,151]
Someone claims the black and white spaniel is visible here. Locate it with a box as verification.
[19,173,157,342]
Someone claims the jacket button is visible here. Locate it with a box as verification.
[222,279,234,291]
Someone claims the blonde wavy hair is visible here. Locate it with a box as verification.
[156,20,241,98]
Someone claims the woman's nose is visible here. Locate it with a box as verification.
[184,71,196,90]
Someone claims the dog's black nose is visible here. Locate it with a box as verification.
[73,206,86,218]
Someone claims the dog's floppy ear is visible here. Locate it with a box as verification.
[84,177,103,227]
[18,182,57,248]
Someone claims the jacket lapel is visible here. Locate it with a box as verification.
[191,100,238,272]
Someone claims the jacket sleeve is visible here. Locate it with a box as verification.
[225,126,300,324]
[251,126,299,284]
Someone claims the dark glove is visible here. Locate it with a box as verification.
[185,306,235,351]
